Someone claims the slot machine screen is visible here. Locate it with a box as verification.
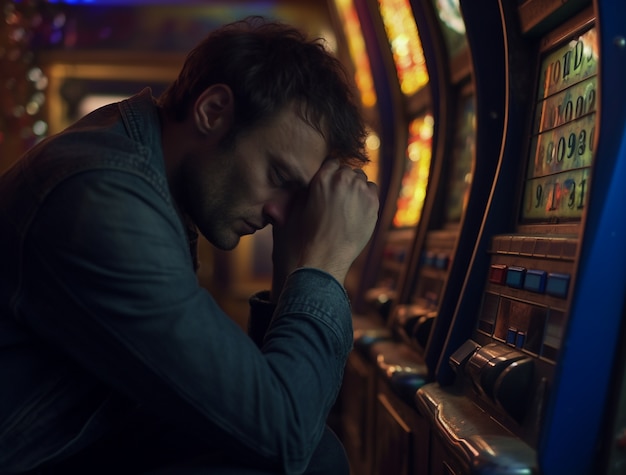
[361,0,432,312]
[377,0,429,96]
[521,27,597,223]
[369,113,432,307]
[392,113,434,229]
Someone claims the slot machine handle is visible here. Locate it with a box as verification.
[364,286,397,320]
[494,357,534,424]
[392,304,432,345]
[465,343,535,424]
[449,339,481,375]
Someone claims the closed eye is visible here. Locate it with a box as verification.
[270,166,289,188]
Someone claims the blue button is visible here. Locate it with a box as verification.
[435,253,449,269]
[515,331,526,349]
[506,266,526,288]
[506,328,517,345]
[524,269,547,293]
[546,273,571,298]
[424,251,436,267]
[396,249,406,262]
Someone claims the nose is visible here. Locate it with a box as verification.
[262,189,295,227]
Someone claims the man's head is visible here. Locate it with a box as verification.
[158,16,368,166]
[159,17,370,250]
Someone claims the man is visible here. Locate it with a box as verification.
[0,16,379,475]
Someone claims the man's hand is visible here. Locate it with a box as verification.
[271,159,379,301]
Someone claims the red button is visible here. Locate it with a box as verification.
[489,264,507,284]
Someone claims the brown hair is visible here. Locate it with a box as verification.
[158,16,368,165]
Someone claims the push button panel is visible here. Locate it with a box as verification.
[419,229,457,271]
[409,230,457,330]
[477,234,578,365]
[489,263,572,298]
[477,289,566,362]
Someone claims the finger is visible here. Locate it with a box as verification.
[367,180,380,198]
[353,168,368,181]
[320,157,341,172]
[312,158,342,184]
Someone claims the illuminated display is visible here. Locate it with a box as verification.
[377,0,429,96]
[522,27,597,222]
[334,0,377,108]
[444,93,475,223]
[333,0,379,182]
[393,114,434,228]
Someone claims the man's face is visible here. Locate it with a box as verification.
[181,103,329,250]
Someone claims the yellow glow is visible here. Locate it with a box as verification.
[363,129,380,184]
[334,0,378,108]
[378,0,429,96]
[393,114,433,227]
[366,132,381,150]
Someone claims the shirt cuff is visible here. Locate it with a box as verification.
[248,290,275,348]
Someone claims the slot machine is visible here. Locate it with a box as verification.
[352,0,433,324]
[328,0,430,322]
[362,0,513,473]
[415,0,626,473]
[389,0,474,371]
[364,107,435,475]
[326,0,386,307]
[331,1,434,473]
[325,0,398,456]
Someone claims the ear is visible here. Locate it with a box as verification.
[193,84,233,135]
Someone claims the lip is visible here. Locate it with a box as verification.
[242,221,261,234]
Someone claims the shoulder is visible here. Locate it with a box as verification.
[19,100,169,206]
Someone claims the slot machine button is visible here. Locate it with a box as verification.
[435,253,449,269]
[489,264,507,284]
[506,266,526,288]
[506,328,517,345]
[515,331,526,349]
[395,249,407,262]
[491,235,511,252]
[546,272,570,298]
[562,239,578,259]
[424,251,436,267]
[523,269,547,293]
[510,237,524,254]
[533,238,550,257]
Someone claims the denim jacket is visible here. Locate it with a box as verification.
[0,89,353,474]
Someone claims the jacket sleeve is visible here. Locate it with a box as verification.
[20,170,354,474]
